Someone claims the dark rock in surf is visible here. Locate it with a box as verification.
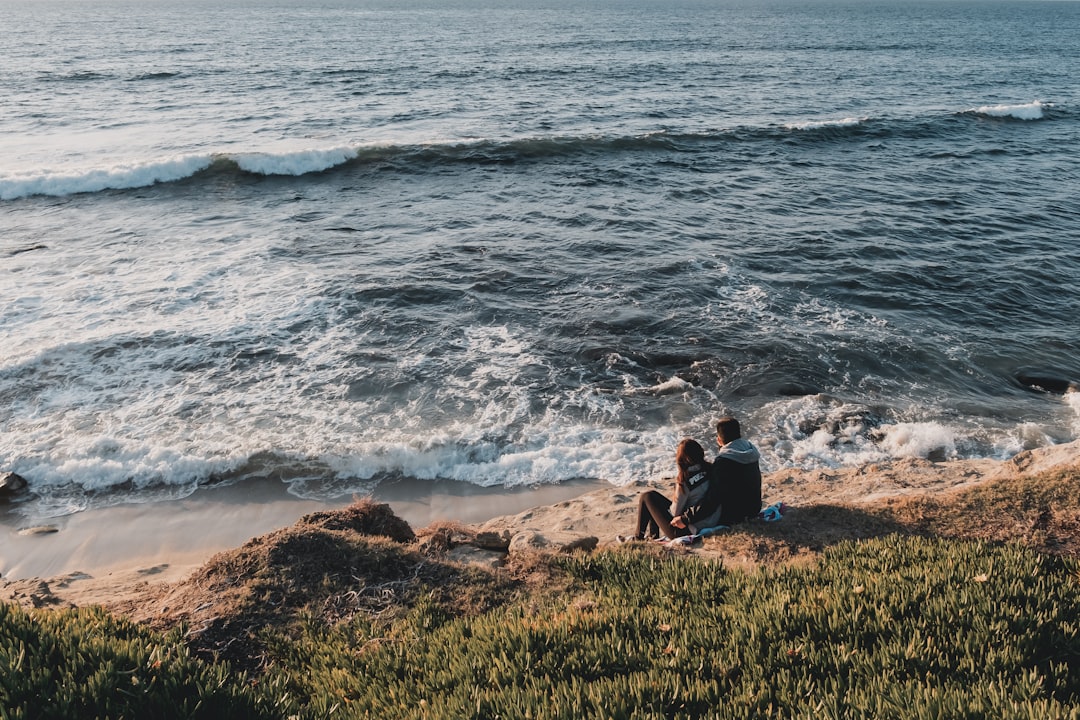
[776,382,822,397]
[1015,372,1079,395]
[0,472,29,502]
[798,408,884,440]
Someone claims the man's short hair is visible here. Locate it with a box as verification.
[716,416,742,443]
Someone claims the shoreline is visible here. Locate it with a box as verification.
[3,439,1078,609]
[0,475,608,582]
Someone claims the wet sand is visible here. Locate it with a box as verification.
[0,476,607,583]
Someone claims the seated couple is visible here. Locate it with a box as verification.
[628,416,762,541]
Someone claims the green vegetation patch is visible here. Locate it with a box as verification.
[4,534,1078,719]
[258,536,1080,719]
[0,603,279,720]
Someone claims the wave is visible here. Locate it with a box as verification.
[37,70,111,83]
[0,148,361,201]
[3,389,1068,519]
[965,100,1049,121]
[2,101,1066,200]
[0,155,215,201]
[784,117,867,131]
[233,146,359,175]
[127,71,182,82]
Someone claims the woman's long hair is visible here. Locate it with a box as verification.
[675,438,709,489]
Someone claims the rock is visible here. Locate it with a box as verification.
[1015,372,1079,395]
[926,448,947,463]
[472,530,511,551]
[17,525,59,536]
[508,531,599,555]
[776,382,822,397]
[445,545,506,569]
[508,531,545,553]
[30,591,57,608]
[137,564,169,576]
[562,536,600,552]
[0,472,28,501]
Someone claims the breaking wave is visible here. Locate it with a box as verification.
[0,155,215,201]
[966,100,1048,121]
[1,101,1064,201]
[784,117,867,131]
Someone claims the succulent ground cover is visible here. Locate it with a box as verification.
[2,465,1079,719]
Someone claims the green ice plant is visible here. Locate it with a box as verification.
[3,535,1078,719]
[0,604,280,720]
[260,536,1079,719]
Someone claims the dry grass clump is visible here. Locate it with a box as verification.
[296,498,415,542]
[414,520,482,551]
[701,503,906,567]
[416,520,517,557]
[129,501,516,672]
[698,464,1080,566]
[880,466,1080,555]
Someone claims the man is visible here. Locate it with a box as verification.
[709,416,763,524]
[676,415,762,531]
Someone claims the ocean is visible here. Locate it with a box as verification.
[2,0,1078,521]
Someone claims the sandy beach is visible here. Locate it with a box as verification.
[0,475,607,604]
[2,439,1077,610]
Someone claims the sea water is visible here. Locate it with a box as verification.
[2,0,1078,519]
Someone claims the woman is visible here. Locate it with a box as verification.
[625,438,721,541]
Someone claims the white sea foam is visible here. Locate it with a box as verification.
[313,425,668,494]
[780,419,958,467]
[753,395,969,470]
[785,117,865,131]
[0,312,678,512]
[0,144,364,200]
[0,155,214,200]
[1,235,1067,518]
[876,422,957,459]
[639,376,694,396]
[233,146,359,176]
[0,311,1064,518]
[1011,422,1055,453]
[971,100,1046,120]
[1067,390,1080,433]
